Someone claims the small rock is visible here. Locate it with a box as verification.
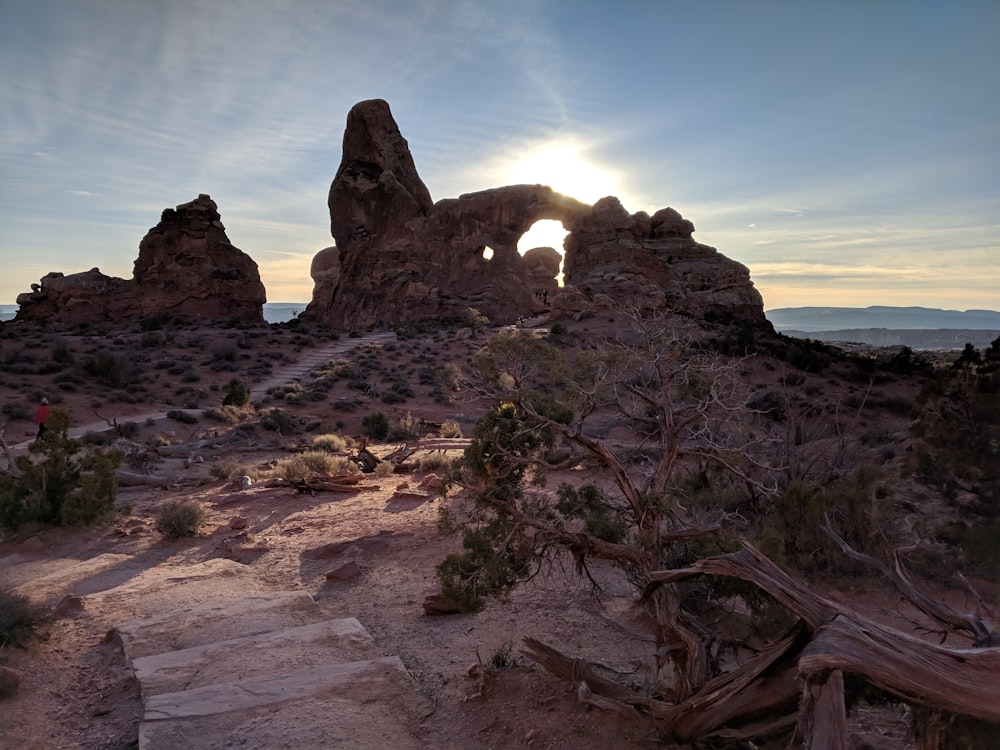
[19,536,45,554]
[54,595,86,619]
[418,473,443,492]
[422,593,463,616]
[229,515,249,530]
[395,481,410,491]
[220,535,269,563]
[325,561,362,581]
[0,666,24,698]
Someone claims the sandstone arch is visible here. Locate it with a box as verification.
[305,99,766,330]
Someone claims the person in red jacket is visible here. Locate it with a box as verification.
[35,397,51,439]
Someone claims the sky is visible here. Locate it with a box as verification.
[1,0,998,311]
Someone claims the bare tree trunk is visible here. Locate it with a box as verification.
[521,541,1000,744]
[0,423,20,476]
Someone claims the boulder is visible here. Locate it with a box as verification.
[133,194,266,320]
[0,666,24,698]
[307,99,766,330]
[14,195,265,326]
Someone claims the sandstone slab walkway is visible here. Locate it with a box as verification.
[110,586,427,749]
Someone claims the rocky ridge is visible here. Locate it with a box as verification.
[14,195,265,326]
[306,98,765,329]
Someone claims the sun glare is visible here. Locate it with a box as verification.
[504,142,619,205]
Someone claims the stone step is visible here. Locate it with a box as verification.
[138,656,425,750]
[131,617,374,696]
[112,590,324,660]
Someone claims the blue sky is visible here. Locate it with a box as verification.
[2,0,998,310]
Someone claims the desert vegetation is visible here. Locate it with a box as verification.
[0,313,997,748]
[434,313,999,747]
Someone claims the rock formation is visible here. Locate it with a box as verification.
[14,195,265,326]
[306,99,765,329]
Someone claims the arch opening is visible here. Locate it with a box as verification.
[481,246,494,261]
[517,220,569,287]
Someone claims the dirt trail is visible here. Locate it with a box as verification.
[8,332,395,453]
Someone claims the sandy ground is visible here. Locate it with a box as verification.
[0,318,993,748]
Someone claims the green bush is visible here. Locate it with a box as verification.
[166,409,198,424]
[83,350,135,388]
[260,407,295,434]
[362,411,389,441]
[0,586,51,650]
[155,499,205,538]
[222,378,251,407]
[0,409,121,529]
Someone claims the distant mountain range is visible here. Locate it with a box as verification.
[767,306,1000,350]
[766,306,1000,332]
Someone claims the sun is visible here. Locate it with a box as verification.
[503,140,619,205]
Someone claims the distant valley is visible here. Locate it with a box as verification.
[767,306,1000,350]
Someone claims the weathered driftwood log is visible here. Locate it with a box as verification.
[115,470,172,487]
[291,473,376,493]
[523,541,999,745]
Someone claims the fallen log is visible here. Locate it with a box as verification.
[800,614,1000,723]
[291,473,376,493]
[116,470,172,488]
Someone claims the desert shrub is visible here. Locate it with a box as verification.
[222,378,251,407]
[209,458,255,482]
[0,409,121,529]
[81,430,111,446]
[389,411,421,441]
[0,586,51,650]
[910,353,1000,516]
[268,381,302,399]
[155,499,205,538]
[203,405,248,424]
[273,451,355,483]
[938,520,1000,578]
[1,402,31,421]
[166,409,198,424]
[417,452,459,473]
[210,346,238,372]
[362,411,389,441]
[83,350,135,388]
[312,433,350,452]
[373,460,396,478]
[51,338,73,364]
[758,464,890,574]
[439,420,463,438]
[260,407,295,434]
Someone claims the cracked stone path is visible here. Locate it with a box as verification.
[104,571,426,749]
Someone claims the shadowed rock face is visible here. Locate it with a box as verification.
[308,99,765,329]
[15,195,266,325]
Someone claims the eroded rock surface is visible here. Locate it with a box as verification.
[15,195,265,326]
[307,99,765,329]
